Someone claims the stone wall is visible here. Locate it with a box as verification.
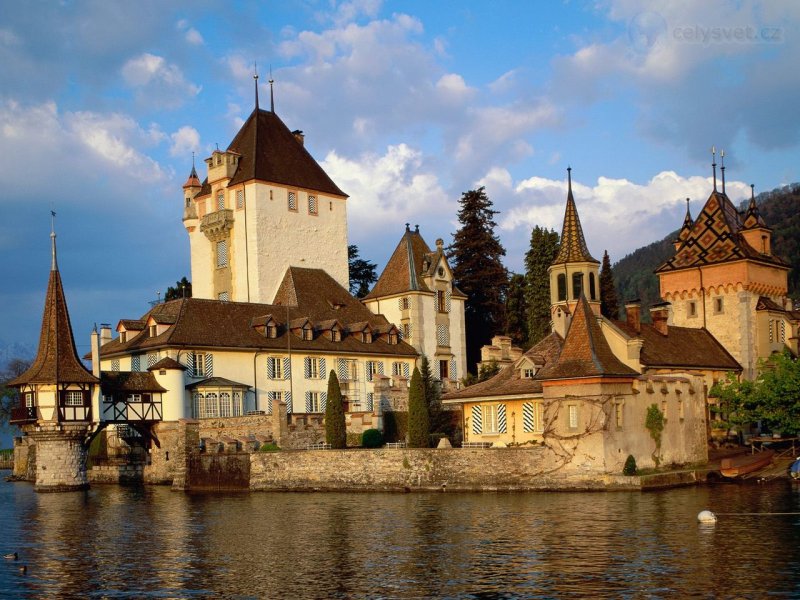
[13,435,35,481]
[189,452,250,491]
[249,446,630,492]
[89,462,145,485]
[26,423,92,492]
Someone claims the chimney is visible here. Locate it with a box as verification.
[625,300,641,334]
[292,130,305,146]
[650,303,670,336]
[91,326,101,377]
[100,323,112,345]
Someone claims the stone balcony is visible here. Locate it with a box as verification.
[200,209,234,241]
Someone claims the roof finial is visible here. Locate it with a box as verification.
[750,183,755,201]
[269,65,275,113]
[253,61,259,111]
[190,151,197,178]
[720,149,726,194]
[711,146,717,191]
[405,222,410,231]
[50,209,58,271]
[415,224,419,232]
[685,197,691,215]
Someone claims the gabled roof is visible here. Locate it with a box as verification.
[97,268,417,358]
[101,371,166,394]
[10,241,97,387]
[118,319,145,331]
[612,320,741,371]
[225,108,346,197]
[442,332,563,401]
[552,169,598,265]
[364,226,466,300]
[148,357,186,371]
[538,295,637,380]
[657,190,785,272]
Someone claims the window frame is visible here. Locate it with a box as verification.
[268,356,283,379]
[308,194,318,215]
[482,404,499,434]
[288,190,298,212]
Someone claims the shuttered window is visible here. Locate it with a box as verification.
[288,191,297,211]
[471,405,482,435]
[522,403,535,433]
[236,189,244,209]
[308,195,318,215]
[217,240,228,268]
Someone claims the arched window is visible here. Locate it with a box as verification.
[219,393,231,418]
[589,273,597,300]
[233,392,242,417]
[557,274,567,301]
[193,393,204,419]
[205,393,218,418]
[572,272,583,300]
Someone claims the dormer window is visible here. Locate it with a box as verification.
[303,327,313,341]
[332,329,341,342]
[149,325,157,337]
[266,324,277,338]
[522,368,535,379]
[438,266,445,277]
[388,333,398,345]
[120,331,127,343]
[362,332,372,344]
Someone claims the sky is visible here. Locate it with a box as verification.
[1,0,799,362]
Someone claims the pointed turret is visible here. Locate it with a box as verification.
[740,184,772,255]
[673,198,694,250]
[548,167,601,338]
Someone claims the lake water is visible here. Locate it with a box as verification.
[1,474,800,599]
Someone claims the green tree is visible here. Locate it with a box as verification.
[407,367,430,447]
[348,245,378,298]
[524,226,559,345]
[448,187,508,371]
[478,360,500,382]
[420,355,443,432]
[600,250,620,320]
[752,351,800,435]
[165,277,192,301]
[504,273,528,347]
[709,372,758,435]
[0,358,30,425]
[324,370,347,448]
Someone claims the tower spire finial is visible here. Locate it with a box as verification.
[50,209,58,271]
[269,65,275,113]
[750,183,755,202]
[253,62,259,111]
[720,149,726,194]
[711,146,717,191]
[567,165,572,194]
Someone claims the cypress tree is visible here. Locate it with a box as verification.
[325,370,347,449]
[524,226,560,345]
[600,250,620,320]
[448,187,508,372]
[420,355,443,432]
[504,273,528,347]
[407,367,430,448]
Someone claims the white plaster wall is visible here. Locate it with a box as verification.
[188,226,213,300]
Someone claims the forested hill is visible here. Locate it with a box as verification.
[613,183,800,317]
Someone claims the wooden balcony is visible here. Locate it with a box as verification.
[10,405,37,425]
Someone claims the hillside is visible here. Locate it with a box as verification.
[614,183,800,318]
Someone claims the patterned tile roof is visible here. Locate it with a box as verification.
[538,295,638,380]
[97,268,417,358]
[552,169,599,265]
[674,199,694,245]
[10,261,97,387]
[742,188,768,230]
[657,190,785,272]
[441,333,563,401]
[226,108,346,197]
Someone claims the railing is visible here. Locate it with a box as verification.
[461,442,493,449]
[305,442,332,450]
[102,399,163,423]
[386,442,406,448]
[0,449,13,469]
[10,406,36,424]
[200,209,234,237]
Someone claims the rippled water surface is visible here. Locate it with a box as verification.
[1,474,800,598]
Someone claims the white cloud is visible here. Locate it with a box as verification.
[177,19,204,45]
[170,126,201,157]
[121,53,201,109]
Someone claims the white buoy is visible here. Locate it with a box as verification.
[697,510,717,523]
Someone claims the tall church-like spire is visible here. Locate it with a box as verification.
[552,167,598,265]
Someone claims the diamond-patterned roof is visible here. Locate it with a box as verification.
[657,190,784,272]
[552,171,598,265]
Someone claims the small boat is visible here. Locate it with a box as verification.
[720,449,775,478]
[790,458,800,480]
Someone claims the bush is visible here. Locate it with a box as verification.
[362,429,384,448]
[623,454,637,476]
[258,443,281,452]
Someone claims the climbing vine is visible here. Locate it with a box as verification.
[645,404,665,466]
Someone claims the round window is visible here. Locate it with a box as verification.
[437,267,445,277]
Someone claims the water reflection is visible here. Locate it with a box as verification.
[1,479,800,598]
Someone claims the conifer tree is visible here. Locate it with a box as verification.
[420,355,443,432]
[448,187,508,371]
[524,226,560,345]
[407,367,430,448]
[325,370,347,449]
[600,250,620,320]
[504,273,528,347]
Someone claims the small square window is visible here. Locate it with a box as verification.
[308,195,318,215]
[714,297,724,314]
[217,192,225,211]
[687,301,697,317]
[288,191,298,211]
[522,368,535,379]
[236,190,244,209]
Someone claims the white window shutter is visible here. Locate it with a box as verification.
[498,404,507,433]
[523,402,534,433]
[367,392,374,412]
[321,392,327,411]
[186,352,194,374]
[285,391,292,414]
[450,359,457,381]
[320,358,327,378]
[305,391,312,413]
[205,354,213,377]
[471,405,482,435]
[283,357,291,380]
[377,362,384,375]
[445,290,451,313]
[267,359,275,379]
[338,358,348,381]
[266,392,274,415]
[304,357,311,379]
[403,363,410,378]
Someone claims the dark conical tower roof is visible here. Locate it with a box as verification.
[10,233,97,386]
[742,184,768,230]
[674,198,694,246]
[552,168,599,265]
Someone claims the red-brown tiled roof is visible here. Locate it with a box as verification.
[98,268,417,359]
[226,109,346,197]
[612,320,741,371]
[538,295,637,380]
[442,332,563,401]
[10,268,97,386]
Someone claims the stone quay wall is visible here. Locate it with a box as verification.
[27,423,92,492]
[249,447,635,492]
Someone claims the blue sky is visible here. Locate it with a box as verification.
[1,0,799,362]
